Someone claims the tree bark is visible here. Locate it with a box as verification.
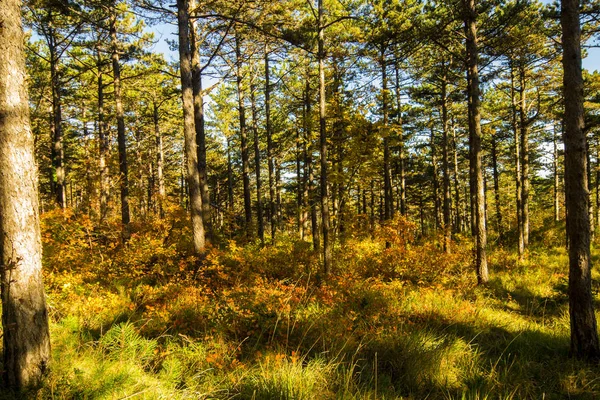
[190,13,212,239]
[518,63,530,249]
[452,123,462,232]
[430,123,440,229]
[251,83,265,243]
[510,62,525,258]
[463,0,488,284]
[304,80,320,252]
[491,134,503,240]
[561,0,600,360]
[0,0,51,388]
[554,124,560,222]
[596,144,600,229]
[97,47,110,222]
[177,0,206,254]
[296,127,304,239]
[318,0,332,275]
[394,59,407,216]
[153,102,166,218]
[110,6,131,239]
[301,97,310,238]
[227,136,234,211]
[265,47,277,243]
[588,142,595,239]
[441,68,451,253]
[381,47,392,224]
[235,32,252,232]
[48,31,66,208]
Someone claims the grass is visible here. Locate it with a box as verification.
[1,210,600,399]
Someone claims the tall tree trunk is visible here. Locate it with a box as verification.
[190,14,212,239]
[0,0,51,388]
[469,105,476,237]
[177,0,205,254]
[276,158,282,227]
[235,32,252,231]
[251,83,265,243]
[394,59,406,216]
[511,62,524,258]
[148,155,154,215]
[561,0,600,360]
[419,189,425,236]
[97,47,110,222]
[491,134,503,240]
[82,105,93,213]
[588,142,595,239]
[265,47,277,243]
[296,127,304,239]
[596,144,600,228]
[370,180,375,238]
[227,136,234,211]
[134,129,144,216]
[301,85,310,239]
[452,123,462,232]
[441,68,451,253]
[554,123,560,222]
[381,47,392,225]
[318,0,332,275]
[305,80,320,251]
[464,0,488,284]
[381,47,392,249]
[48,34,66,208]
[518,63,530,249]
[110,7,131,239]
[430,123,440,229]
[331,62,345,239]
[154,102,166,218]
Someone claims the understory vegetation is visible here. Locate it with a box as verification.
[1,208,597,399]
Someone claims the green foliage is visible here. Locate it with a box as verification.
[99,322,157,367]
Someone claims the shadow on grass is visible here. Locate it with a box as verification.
[484,277,569,320]
[357,309,600,400]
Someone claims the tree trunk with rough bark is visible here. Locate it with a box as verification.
[318,0,332,275]
[296,127,304,239]
[430,123,440,229]
[452,124,463,232]
[394,59,406,216]
[511,63,525,258]
[177,0,206,255]
[554,124,560,222]
[561,0,600,360]
[110,6,131,239]
[463,0,488,284]
[381,47,392,224]
[441,69,451,253]
[235,32,252,232]
[190,12,212,239]
[0,0,51,388]
[97,47,110,222]
[265,48,277,243]
[153,102,166,218]
[518,63,530,250]
[491,134,503,240]
[227,136,234,211]
[48,33,66,208]
[304,80,320,252]
[251,84,265,243]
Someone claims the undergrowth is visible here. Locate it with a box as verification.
[2,208,599,399]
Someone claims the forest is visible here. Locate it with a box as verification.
[1,0,600,397]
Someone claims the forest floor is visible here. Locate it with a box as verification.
[3,209,600,399]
